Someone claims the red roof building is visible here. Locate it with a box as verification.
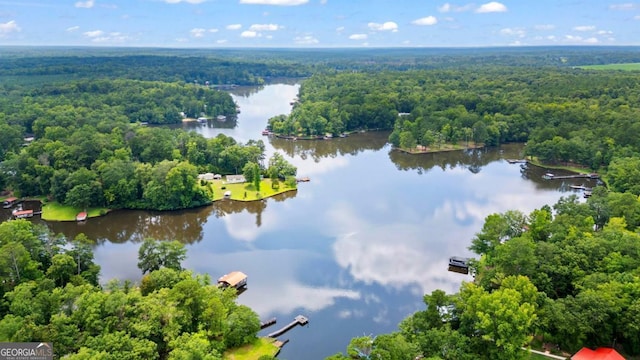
[572,347,625,360]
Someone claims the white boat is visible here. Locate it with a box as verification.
[224,190,231,198]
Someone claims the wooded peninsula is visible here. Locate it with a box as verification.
[1,46,640,359]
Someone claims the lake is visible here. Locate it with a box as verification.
[7,83,598,359]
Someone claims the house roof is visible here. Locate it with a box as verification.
[226,174,246,183]
[218,271,247,287]
[572,347,625,360]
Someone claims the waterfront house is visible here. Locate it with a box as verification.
[571,347,624,360]
[226,175,246,184]
[197,173,215,181]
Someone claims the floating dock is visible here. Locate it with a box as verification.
[267,315,309,338]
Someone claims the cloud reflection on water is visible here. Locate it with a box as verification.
[184,247,360,317]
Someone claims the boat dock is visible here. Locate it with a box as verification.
[506,159,528,164]
[543,173,599,180]
[267,315,309,338]
[260,318,277,329]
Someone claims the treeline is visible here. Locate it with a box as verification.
[3,124,268,210]
[329,191,640,359]
[0,78,237,132]
[0,78,300,211]
[269,68,640,172]
[0,54,313,86]
[0,220,265,359]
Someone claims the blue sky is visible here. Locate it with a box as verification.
[0,0,639,47]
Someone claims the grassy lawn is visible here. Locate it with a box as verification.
[579,63,640,71]
[525,352,557,360]
[223,337,280,360]
[208,178,297,201]
[40,201,108,222]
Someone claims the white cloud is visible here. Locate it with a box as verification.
[83,29,104,38]
[240,30,260,38]
[294,35,318,44]
[573,25,596,31]
[367,21,398,32]
[635,15,640,19]
[190,28,206,37]
[584,37,599,43]
[165,0,207,3]
[476,1,507,13]
[534,24,555,31]
[438,2,474,12]
[226,24,242,30]
[596,30,613,35]
[349,33,367,40]
[209,28,219,33]
[499,27,525,37]
[216,39,228,44]
[75,0,94,8]
[249,23,282,31]
[320,0,327,4]
[88,31,131,43]
[412,16,438,26]
[438,3,451,12]
[609,3,637,10]
[0,20,20,37]
[66,26,80,32]
[336,26,345,32]
[239,0,309,5]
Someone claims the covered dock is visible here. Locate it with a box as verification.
[217,271,247,290]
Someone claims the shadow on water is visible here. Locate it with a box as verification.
[211,190,297,228]
[39,191,297,245]
[388,143,527,175]
[269,131,390,161]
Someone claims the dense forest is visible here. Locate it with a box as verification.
[269,68,640,175]
[0,220,265,359]
[0,76,295,211]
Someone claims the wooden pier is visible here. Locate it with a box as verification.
[267,315,309,338]
[542,173,599,180]
[506,159,528,164]
[260,318,277,330]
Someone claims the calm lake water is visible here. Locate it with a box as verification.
[2,83,599,359]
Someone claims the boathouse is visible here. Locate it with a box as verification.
[12,209,34,219]
[218,271,247,289]
[2,197,19,208]
[449,256,470,268]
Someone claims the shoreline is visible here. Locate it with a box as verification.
[31,179,298,222]
[396,143,484,155]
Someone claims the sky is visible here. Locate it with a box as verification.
[0,0,639,48]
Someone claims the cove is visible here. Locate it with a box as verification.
[34,83,597,360]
